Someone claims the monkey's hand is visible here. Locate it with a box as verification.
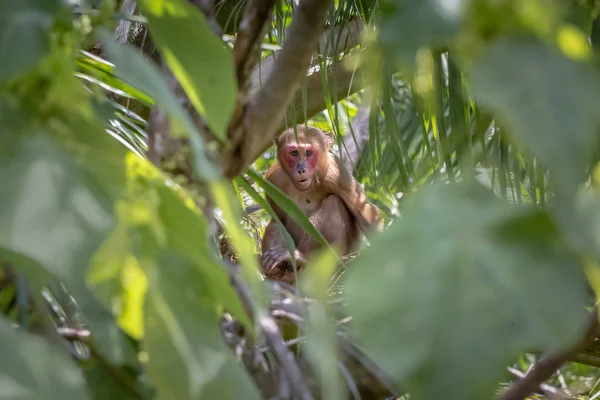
[260,246,307,276]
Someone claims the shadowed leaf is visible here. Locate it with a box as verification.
[344,181,590,400]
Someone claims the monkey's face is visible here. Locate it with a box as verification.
[280,142,319,190]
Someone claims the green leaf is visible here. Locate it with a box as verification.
[470,37,600,193]
[0,316,90,399]
[99,31,219,181]
[0,129,125,283]
[138,0,237,141]
[144,252,260,400]
[87,155,250,336]
[246,168,330,249]
[97,31,191,138]
[377,0,467,71]
[344,181,591,400]
[0,0,63,83]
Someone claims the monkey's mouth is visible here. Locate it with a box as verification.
[296,178,311,189]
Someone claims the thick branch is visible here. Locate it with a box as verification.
[500,310,600,400]
[248,17,364,93]
[223,0,335,178]
[114,0,138,44]
[232,0,277,95]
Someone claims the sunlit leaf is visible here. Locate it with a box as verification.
[470,37,600,194]
[344,181,590,400]
[0,316,90,399]
[0,0,63,83]
[88,155,251,337]
[138,0,237,140]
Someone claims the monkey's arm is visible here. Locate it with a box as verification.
[260,168,308,272]
[329,156,383,235]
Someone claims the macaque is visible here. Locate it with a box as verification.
[260,125,383,282]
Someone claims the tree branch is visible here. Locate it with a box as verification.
[232,0,277,96]
[500,310,600,400]
[223,0,336,178]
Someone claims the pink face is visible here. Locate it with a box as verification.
[282,143,319,190]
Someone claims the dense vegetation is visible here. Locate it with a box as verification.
[3,0,600,399]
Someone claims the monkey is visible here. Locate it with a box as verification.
[259,125,383,283]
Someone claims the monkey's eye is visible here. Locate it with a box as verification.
[291,150,299,157]
[305,150,313,156]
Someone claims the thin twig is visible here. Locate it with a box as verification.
[506,367,565,398]
[232,0,277,93]
[229,272,314,400]
[57,327,144,400]
[500,310,600,400]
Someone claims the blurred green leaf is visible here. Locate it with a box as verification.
[470,37,600,194]
[99,31,219,181]
[377,0,466,71]
[0,128,125,283]
[88,155,250,335]
[138,0,237,141]
[344,181,590,400]
[0,316,90,399]
[143,251,260,400]
[0,0,63,83]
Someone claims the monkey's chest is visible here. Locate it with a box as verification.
[290,193,326,215]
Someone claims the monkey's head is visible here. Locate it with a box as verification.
[275,125,334,190]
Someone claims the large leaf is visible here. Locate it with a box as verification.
[469,37,600,194]
[0,127,125,283]
[376,0,467,71]
[0,0,63,83]
[344,181,590,400]
[138,0,237,141]
[87,155,250,336]
[0,316,90,399]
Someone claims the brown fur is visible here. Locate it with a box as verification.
[260,125,383,283]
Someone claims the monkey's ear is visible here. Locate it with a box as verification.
[324,130,335,147]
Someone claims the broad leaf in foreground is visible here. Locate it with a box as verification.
[344,181,590,400]
[0,126,125,283]
[0,0,63,83]
[470,37,600,194]
[0,317,89,399]
[138,0,237,140]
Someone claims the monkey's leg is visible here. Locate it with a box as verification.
[297,194,360,256]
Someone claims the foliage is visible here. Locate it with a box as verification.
[2,0,600,399]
